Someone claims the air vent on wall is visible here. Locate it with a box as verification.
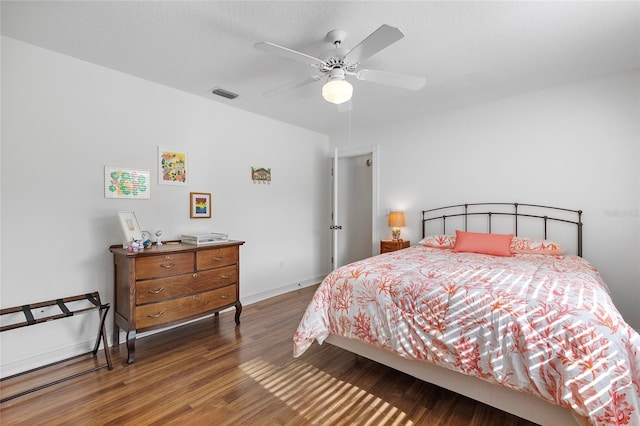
[211,87,239,100]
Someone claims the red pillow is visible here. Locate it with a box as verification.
[452,230,513,257]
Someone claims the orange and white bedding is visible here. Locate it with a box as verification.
[294,246,640,425]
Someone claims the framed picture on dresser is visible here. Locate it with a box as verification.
[118,211,143,242]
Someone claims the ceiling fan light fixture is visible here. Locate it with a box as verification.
[322,69,353,105]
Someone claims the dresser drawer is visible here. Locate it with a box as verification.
[136,266,238,305]
[136,253,194,279]
[197,246,238,270]
[198,265,237,289]
[135,284,237,329]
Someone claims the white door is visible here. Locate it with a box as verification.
[331,148,340,270]
[331,147,377,270]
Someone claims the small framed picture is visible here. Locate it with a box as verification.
[118,211,143,241]
[190,192,211,218]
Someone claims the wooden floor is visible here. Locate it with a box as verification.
[1,285,538,425]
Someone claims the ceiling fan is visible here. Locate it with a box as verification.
[254,24,426,106]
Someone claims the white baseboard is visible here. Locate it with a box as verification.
[0,338,99,378]
[113,275,326,346]
[2,276,327,376]
[240,275,324,306]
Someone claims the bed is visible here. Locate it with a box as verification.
[294,203,640,426]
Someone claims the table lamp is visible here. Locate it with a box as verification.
[388,211,406,240]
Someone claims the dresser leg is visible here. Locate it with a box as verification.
[126,329,137,364]
[234,302,242,325]
[112,324,120,349]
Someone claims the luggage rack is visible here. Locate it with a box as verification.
[0,292,113,403]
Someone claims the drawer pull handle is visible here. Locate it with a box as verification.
[220,294,230,299]
[160,263,176,268]
[147,287,165,294]
[213,256,224,261]
[147,311,165,318]
[220,274,232,279]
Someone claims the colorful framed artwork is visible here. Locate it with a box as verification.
[158,147,188,186]
[118,211,143,242]
[104,167,150,199]
[190,192,211,218]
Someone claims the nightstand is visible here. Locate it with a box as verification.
[380,239,410,254]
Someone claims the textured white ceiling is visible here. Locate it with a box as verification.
[2,1,639,137]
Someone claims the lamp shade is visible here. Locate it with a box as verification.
[388,211,406,228]
[322,79,353,104]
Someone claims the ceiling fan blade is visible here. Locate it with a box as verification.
[262,75,321,97]
[254,42,325,67]
[356,69,426,90]
[344,24,404,64]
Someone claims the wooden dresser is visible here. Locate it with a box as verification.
[110,240,244,363]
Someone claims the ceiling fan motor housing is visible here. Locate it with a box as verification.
[327,68,346,81]
[320,30,357,74]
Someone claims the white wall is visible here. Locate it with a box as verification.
[336,70,640,330]
[1,37,330,374]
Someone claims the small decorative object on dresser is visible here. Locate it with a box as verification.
[110,240,245,363]
[380,239,410,254]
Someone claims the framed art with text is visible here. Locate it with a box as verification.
[104,167,150,199]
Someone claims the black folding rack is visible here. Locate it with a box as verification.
[0,292,113,403]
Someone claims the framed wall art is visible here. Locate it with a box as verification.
[158,147,188,186]
[251,166,271,184]
[190,192,211,218]
[104,167,150,199]
[118,211,143,242]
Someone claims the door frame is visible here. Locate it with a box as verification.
[332,145,379,269]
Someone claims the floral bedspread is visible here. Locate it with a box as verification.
[293,246,640,425]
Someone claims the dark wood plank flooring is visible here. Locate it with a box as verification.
[1,285,538,425]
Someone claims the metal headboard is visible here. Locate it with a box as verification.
[421,202,583,257]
